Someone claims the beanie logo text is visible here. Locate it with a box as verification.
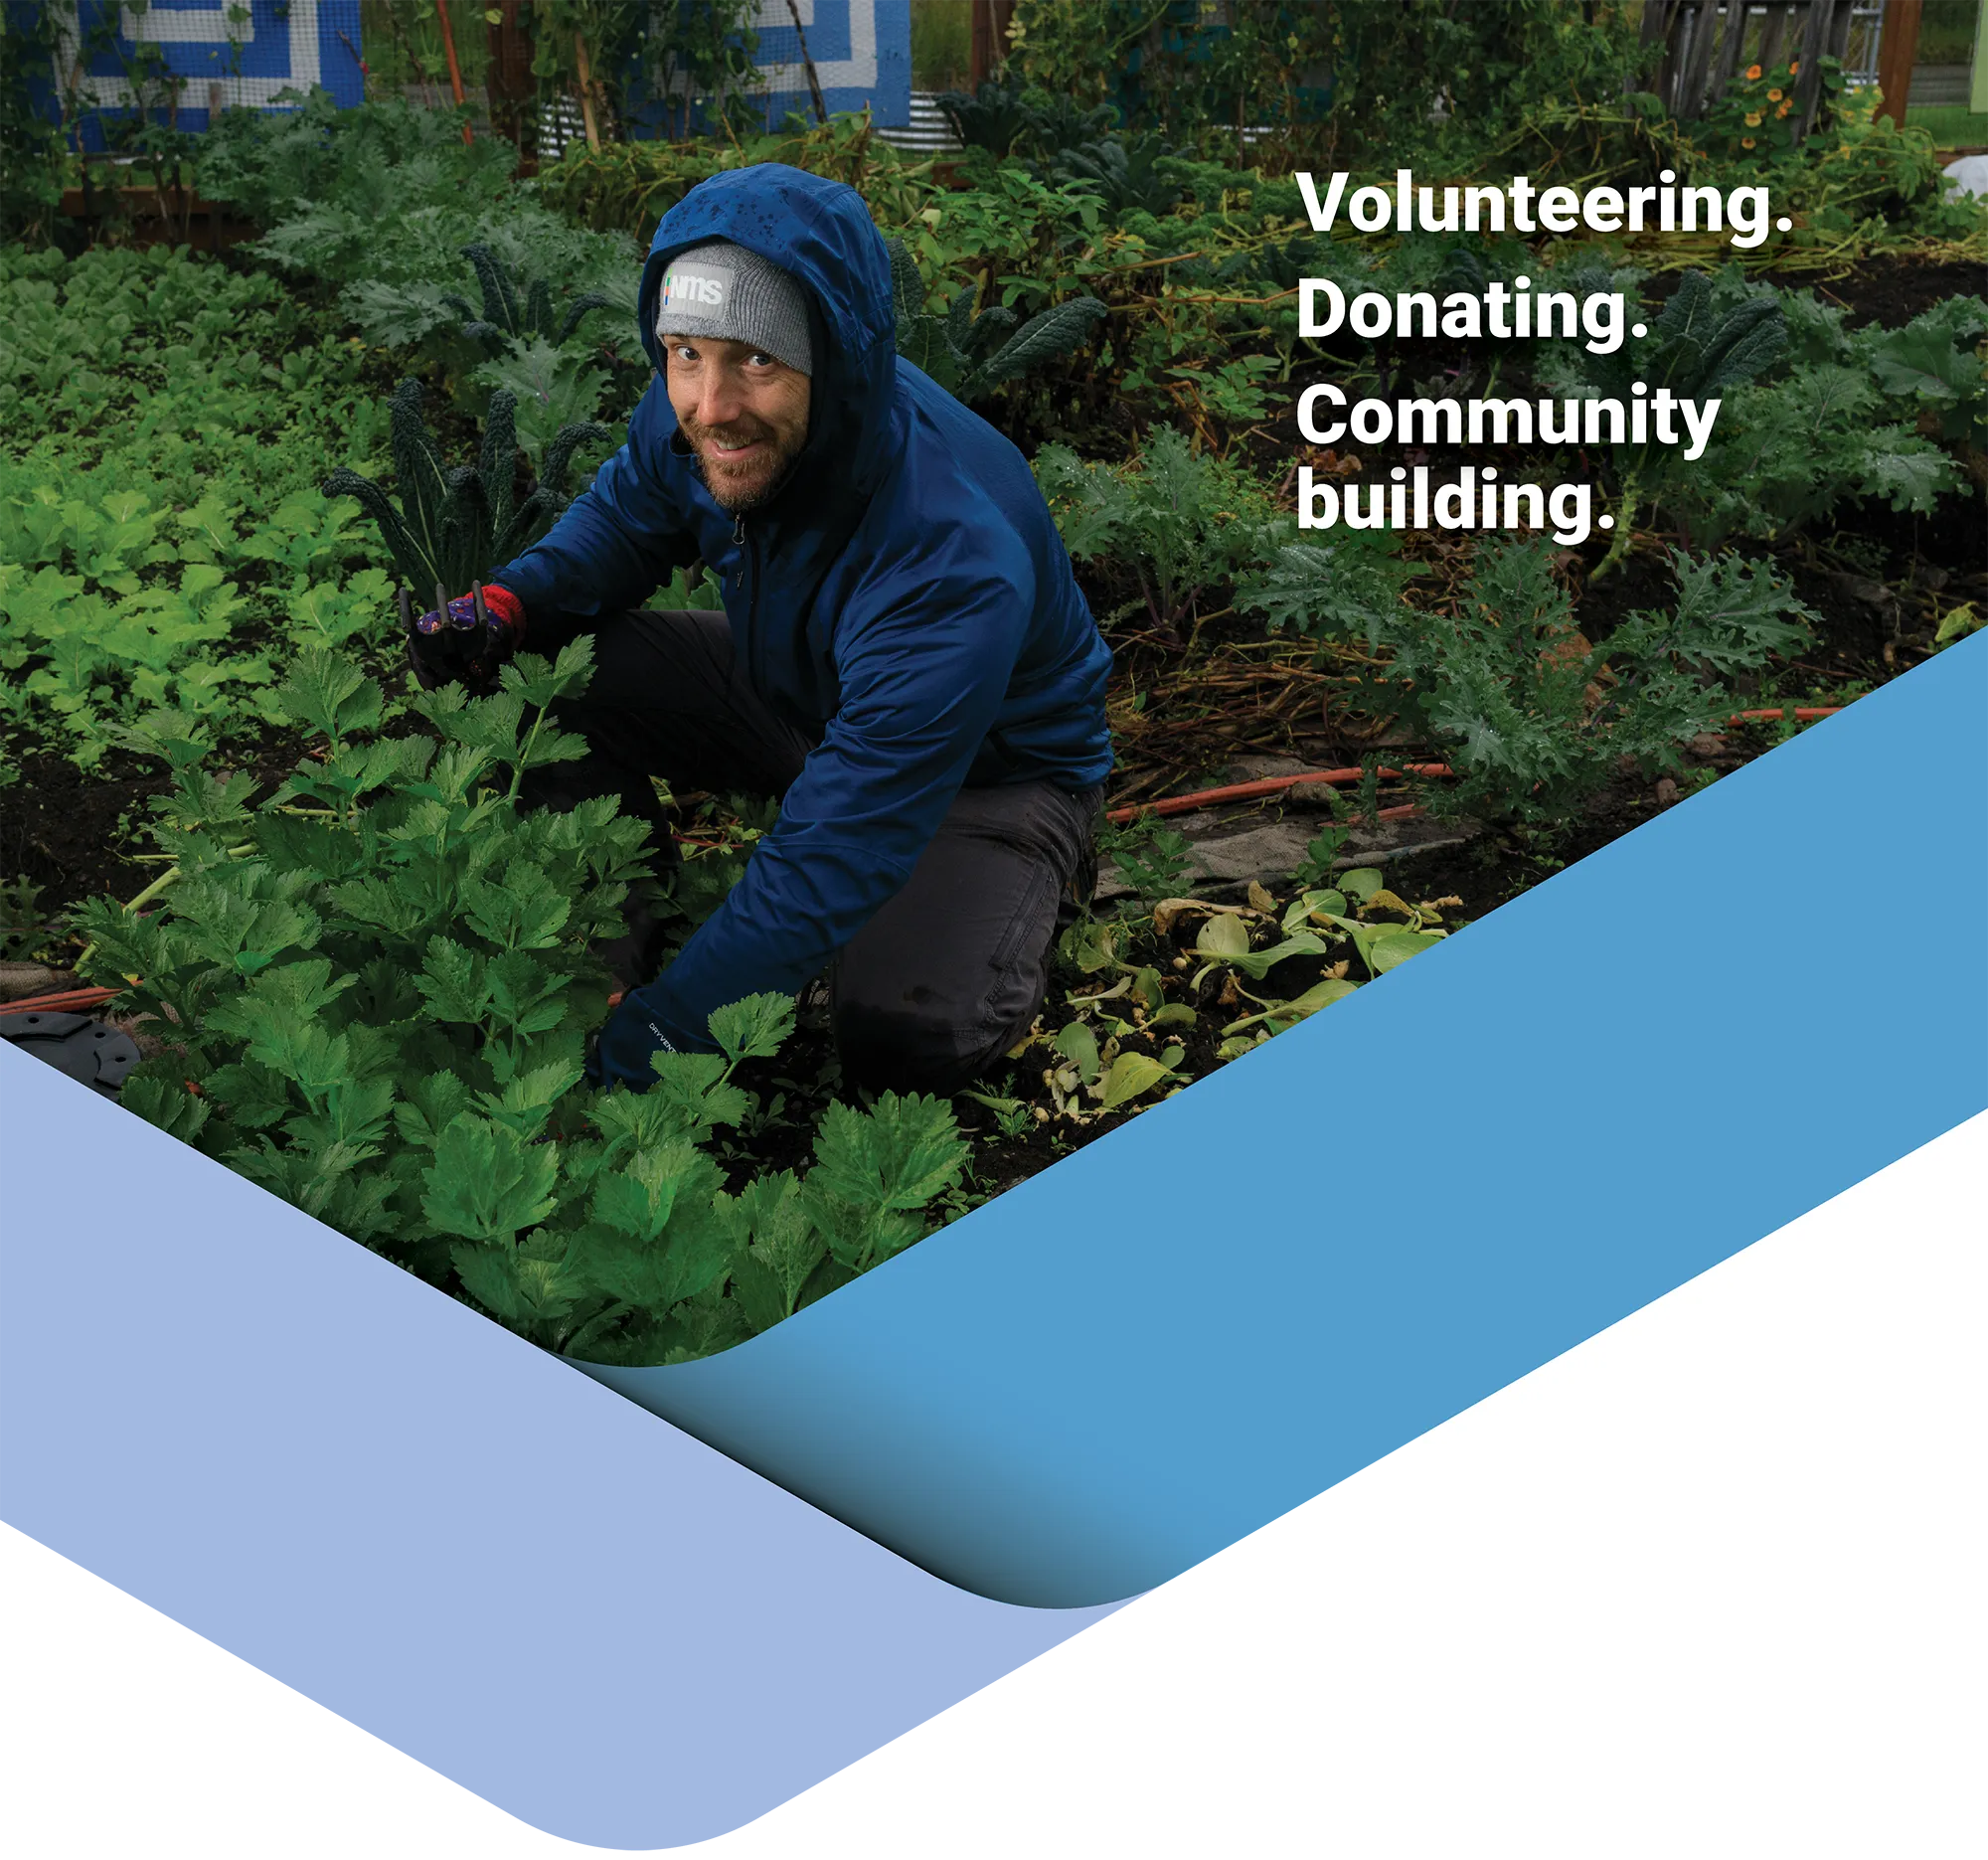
[660,263,733,311]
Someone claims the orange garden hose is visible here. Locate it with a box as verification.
[1105,708,1844,828]
[1105,763,1453,825]
[1,985,123,1016]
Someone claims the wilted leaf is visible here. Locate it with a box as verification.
[1057,918,1118,973]
[1054,1019,1101,1085]
[1369,930,1443,972]
[1195,914,1251,958]
[1339,867,1384,903]
[1221,976,1358,1035]
[1098,1051,1172,1110]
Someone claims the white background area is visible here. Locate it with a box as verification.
[0,1621,573,1852]
[0,1613,1877,1860]
[0,1613,1908,1860]
[1423,1097,1988,1446]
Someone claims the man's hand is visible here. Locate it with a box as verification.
[402,583,526,695]
[586,985,679,1093]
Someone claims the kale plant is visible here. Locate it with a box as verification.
[74,642,968,1365]
[442,243,613,355]
[1244,538,1817,824]
[1864,296,1988,448]
[936,76,1038,156]
[1048,133,1186,217]
[1617,284,1982,551]
[936,75,1117,159]
[323,379,607,596]
[1566,269,1788,576]
[1035,425,1284,637]
[471,340,614,473]
[886,238,1106,407]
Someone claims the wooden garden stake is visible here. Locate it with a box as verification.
[575,30,602,150]
[1874,0,1922,128]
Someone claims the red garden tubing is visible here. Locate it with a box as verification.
[1,985,123,1015]
[1105,763,1452,825]
[1106,708,1844,828]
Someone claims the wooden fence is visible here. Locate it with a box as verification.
[1642,0,1880,135]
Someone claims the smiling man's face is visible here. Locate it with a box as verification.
[662,334,812,514]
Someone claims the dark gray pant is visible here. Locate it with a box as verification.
[522,608,1100,1094]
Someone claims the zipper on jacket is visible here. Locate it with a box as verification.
[743,517,762,693]
[732,513,746,589]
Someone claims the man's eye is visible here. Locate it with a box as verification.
[674,345,697,362]
[748,353,775,368]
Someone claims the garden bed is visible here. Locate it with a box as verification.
[5,30,1984,1368]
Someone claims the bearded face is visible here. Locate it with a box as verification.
[661,335,812,513]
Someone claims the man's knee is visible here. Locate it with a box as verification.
[831,986,1043,1098]
[827,784,1094,1096]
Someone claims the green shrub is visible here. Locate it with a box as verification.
[1243,538,1817,824]
[1035,426,1283,636]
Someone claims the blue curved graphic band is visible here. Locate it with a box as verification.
[0,1069,1115,1849]
[7,1073,1980,1844]
[584,634,1988,1606]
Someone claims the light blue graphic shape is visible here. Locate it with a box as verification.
[0,1066,1115,1850]
[585,633,1988,1606]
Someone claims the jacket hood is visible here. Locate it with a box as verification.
[637,164,901,509]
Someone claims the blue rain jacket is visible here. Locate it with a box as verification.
[491,164,1114,1052]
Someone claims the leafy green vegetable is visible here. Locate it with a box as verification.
[1245,539,1816,824]
[75,642,965,1365]
[322,378,607,596]
[1037,425,1301,636]
[444,243,612,354]
[886,236,1106,407]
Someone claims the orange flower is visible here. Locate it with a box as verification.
[1744,110,1763,126]
[1788,60,1799,75]
[1767,87,1783,101]
[1775,100,1790,118]
[1740,135,1756,148]
[1745,63,1762,80]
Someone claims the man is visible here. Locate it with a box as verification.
[409,163,1113,1095]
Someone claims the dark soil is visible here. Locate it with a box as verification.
[1,752,157,910]
[1753,254,1988,328]
[0,727,321,944]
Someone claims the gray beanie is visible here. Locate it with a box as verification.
[655,239,814,377]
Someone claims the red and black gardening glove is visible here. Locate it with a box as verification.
[401,583,526,696]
